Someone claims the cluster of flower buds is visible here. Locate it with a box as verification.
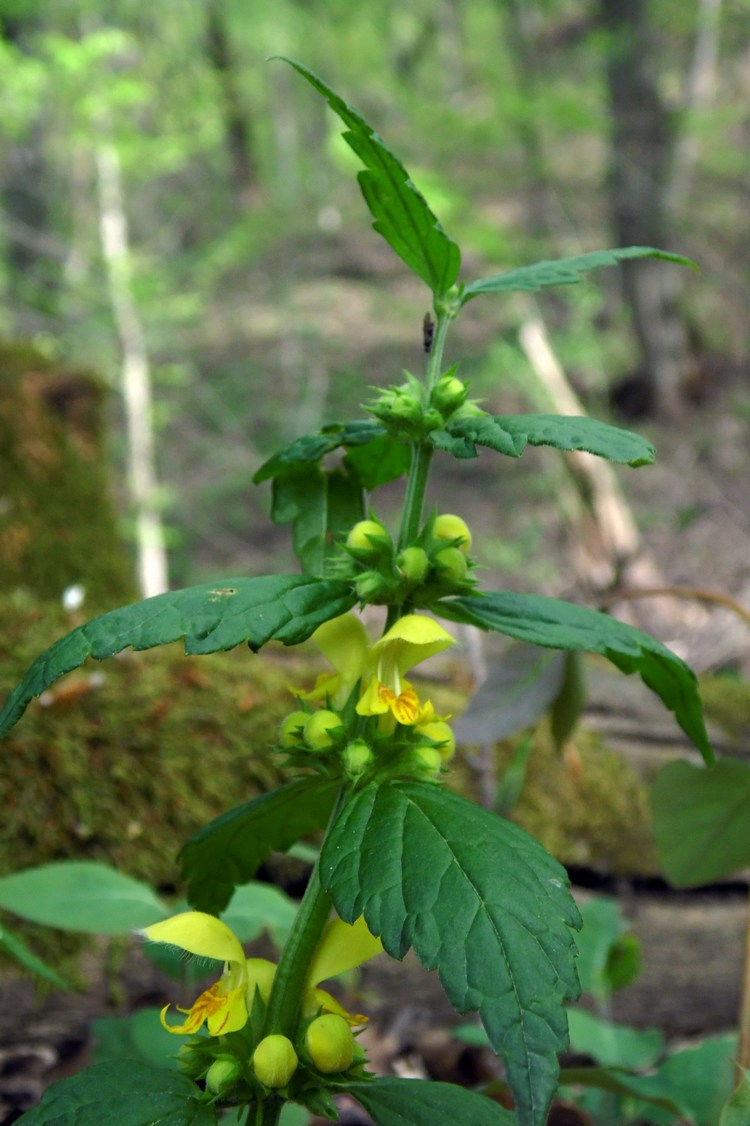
[366,366,483,443]
[341,512,476,607]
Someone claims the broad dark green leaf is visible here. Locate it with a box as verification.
[253,420,385,484]
[437,592,713,764]
[0,861,167,933]
[345,1076,514,1125]
[321,782,580,1126]
[0,575,356,738]
[576,896,641,1002]
[461,247,695,303]
[19,1059,215,1125]
[0,921,69,989]
[271,468,364,575]
[651,757,750,886]
[181,779,339,915]
[281,59,461,297]
[430,414,654,466]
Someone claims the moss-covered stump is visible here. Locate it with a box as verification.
[0,593,318,914]
[0,339,136,609]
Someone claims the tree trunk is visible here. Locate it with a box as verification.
[205,0,259,209]
[599,0,696,419]
[94,137,169,599]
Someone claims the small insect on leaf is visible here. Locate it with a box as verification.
[423,312,435,354]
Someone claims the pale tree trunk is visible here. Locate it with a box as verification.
[94,138,169,598]
[600,0,697,419]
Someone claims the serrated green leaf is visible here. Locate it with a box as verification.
[0,921,70,988]
[180,779,338,915]
[0,861,168,934]
[0,575,356,738]
[437,592,713,764]
[345,1076,515,1125]
[462,247,695,303]
[651,757,750,886]
[272,468,364,575]
[321,782,580,1126]
[280,59,461,297]
[253,420,385,484]
[430,414,654,466]
[19,1059,216,1125]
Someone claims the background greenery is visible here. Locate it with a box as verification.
[2,0,748,593]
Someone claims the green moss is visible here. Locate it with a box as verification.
[456,722,659,876]
[698,673,750,744]
[0,338,136,610]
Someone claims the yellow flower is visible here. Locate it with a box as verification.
[355,615,455,726]
[140,910,382,1036]
[297,613,371,708]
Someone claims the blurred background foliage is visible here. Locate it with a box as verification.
[1,0,749,595]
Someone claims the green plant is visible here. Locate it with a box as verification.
[0,61,715,1126]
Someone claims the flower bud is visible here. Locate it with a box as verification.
[176,1039,211,1079]
[346,519,389,554]
[355,569,392,605]
[303,709,342,751]
[433,514,472,553]
[396,546,430,584]
[406,745,443,778]
[245,958,277,1006]
[252,1035,298,1088]
[430,374,469,417]
[416,719,456,762]
[433,546,468,583]
[305,1014,356,1074]
[341,739,373,778]
[205,1055,242,1095]
[278,710,309,748]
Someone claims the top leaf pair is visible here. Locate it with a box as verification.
[280,59,692,306]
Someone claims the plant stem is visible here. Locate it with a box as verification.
[737,883,750,1080]
[262,789,349,1038]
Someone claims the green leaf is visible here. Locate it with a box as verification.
[0,575,356,737]
[281,59,461,297]
[272,468,364,574]
[567,1008,664,1071]
[344,433,412,490]
[720,1069,750,1126]
[180,779,339,915]
[19,1059,216,1125]
[651,756,750,886]
[321,782,580,1126]
[345,1076,514,1125]
[576,896,641,1002]
[253,420,385,484]
[92,1009,181,1070]
[549,651,586,752]
[0,920,70,988]
[462,247,695,303]
[221,880,297,948]
[437,592,714,765]
[0,861,168,933]
[430,414,654,466]
[558,1067,687,1116]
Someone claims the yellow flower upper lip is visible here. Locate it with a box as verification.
[140,909,383,1035]
[355,614,455,725]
